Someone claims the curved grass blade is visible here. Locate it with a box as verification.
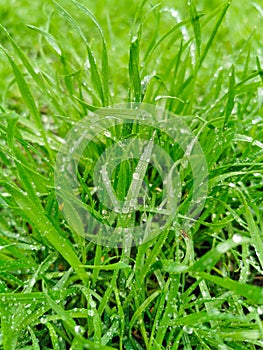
[237,189,263,270]
[0,45,54,161]
[27,24,62,56]
[0,24,64,117]
[188,236,250,274]
[197,272,263,304]
[53,1,105,105]
[129,290,161,331]
[199,0,231,68]
[0,180,88,284]
[73,0,110,105]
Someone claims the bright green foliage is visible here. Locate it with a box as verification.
[0,0,263,349]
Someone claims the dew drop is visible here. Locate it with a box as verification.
[132,172,139,180]
[232,234,242,243]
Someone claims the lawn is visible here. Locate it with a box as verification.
[0,0,263,349]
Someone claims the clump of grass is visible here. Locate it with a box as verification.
[0,0,263,349]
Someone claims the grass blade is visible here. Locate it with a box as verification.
[54,1,105,105]
[129,35,141,102]
[188,236,250,273]
[197,272,263,304]
[73,0,110,105]
[237,189,263,270]
[224,65,235,126]
[0,46,54,161]
[27,24,62,56]
[0,180,88,284]
[199,0,231,67]
[189,0,201,60]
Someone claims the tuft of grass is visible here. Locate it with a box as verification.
[1,0,263,349]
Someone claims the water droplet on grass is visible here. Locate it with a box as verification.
[122,207,129,214]
[74,325,84,334]
[183,326,193,334]
[232,234,242,243]
[88,309,95,316]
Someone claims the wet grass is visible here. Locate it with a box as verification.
[0,0,263,349]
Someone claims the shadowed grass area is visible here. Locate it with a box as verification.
[0,0,263,349]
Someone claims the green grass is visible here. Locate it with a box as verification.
[0,0,263,349]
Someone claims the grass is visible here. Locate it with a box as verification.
[0,0,263,349]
